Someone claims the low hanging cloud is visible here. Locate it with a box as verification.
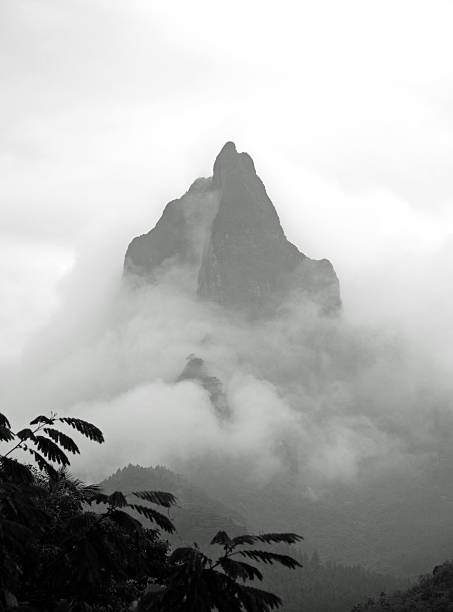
[2,5,453,492]
[3,192,453,495]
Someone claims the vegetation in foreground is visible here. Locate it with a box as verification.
[2,410,452,611]
[0,411,303,611]
[100,465,406,612]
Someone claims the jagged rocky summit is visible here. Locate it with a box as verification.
[177,355,229,418]
[124,142,341,316]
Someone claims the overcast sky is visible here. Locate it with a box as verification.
[2,0,453,363]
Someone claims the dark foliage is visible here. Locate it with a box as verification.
[95,463,408,612]
[352,560,453,611]
[42,428,80,455]
[58,417,104,443]
[132,490,177,508]
[0,414,11,429]
[141,530,303,612]
[0,411,302,612]
[0,411,172,611]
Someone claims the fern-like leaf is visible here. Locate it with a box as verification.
[219,557,263,582]
[108,491,128,508]
[58,417,104,443]
[29,449,58,478]
[0,425,15,442]
[29,415,54,425]
[43,428,80,454]
[16,428,36,442]
[238,550,302,569]
[241,585,282,611]
[231,532,303,547]
[132,490,176,508]
[255,532,303,545]
[0,412,11,429]
[34,435,70,466]
[230,534,258,546]
[210,530,233,547]
[128,504,175,533]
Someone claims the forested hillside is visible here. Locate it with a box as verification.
[0,412,305,611]
[100,464,406,612]
[352,561,453,612]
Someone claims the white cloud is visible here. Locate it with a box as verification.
[1,1,453,489]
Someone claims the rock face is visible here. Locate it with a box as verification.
[177,355,229,418]
[124,142,340,316]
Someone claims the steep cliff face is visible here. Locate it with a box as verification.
[124,142,340,315]
[124,177,219,288]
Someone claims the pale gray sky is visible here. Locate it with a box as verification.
[2,0,453,362]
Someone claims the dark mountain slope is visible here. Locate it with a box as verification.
[124,142,340,316]
[99,464,404,612]
[99,464,245,547]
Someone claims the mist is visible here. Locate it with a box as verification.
[2,160,453,496]
[2,0,453,496]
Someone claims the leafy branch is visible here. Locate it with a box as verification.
[1,409,303,612]
[0,412,104,479]
[88,488,177,534]
[151,530,304,611]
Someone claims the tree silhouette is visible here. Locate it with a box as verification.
[142,530,303,612]
[1,411,303,611]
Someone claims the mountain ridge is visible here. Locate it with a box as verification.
[98,463,405,612]
[124,142,341,316]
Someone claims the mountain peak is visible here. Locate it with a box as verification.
[213,141,256,187]
[218,140,237,155]
[124,144,341,316]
